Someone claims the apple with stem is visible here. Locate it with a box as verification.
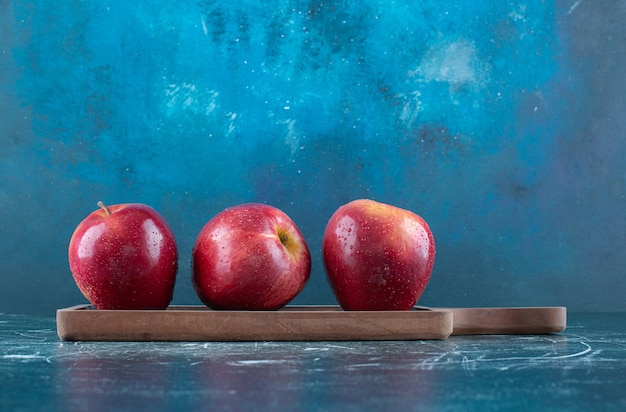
[68,201,178,310]
[192,203,311,310]
[322,199,435,310]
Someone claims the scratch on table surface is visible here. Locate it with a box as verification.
[485,341,594,371]
[343,363,382,370]
[545,341,592,360]
[228,359,289,366]
[2,353,48,361]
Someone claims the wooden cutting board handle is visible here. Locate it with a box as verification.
[435,307,567,335]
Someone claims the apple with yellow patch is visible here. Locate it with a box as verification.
[322,199,435,310]
[192,203,311,310]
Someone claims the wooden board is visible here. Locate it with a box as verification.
[446,306,567,335]
[56,305,566,342]
[56,305,453,342]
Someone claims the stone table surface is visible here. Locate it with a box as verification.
[1,312,625,411]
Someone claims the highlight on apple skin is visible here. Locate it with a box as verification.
[192,203,311,310]
[322,199,435,311]
[68,201,179,310]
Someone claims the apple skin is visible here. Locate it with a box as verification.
[68,202,178,310]
[322,199,435,311]
[192,203,311,310]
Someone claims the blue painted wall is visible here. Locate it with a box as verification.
[1,1,625,314]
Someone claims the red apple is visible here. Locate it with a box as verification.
[322,199,435,310]
[68,201,178,310]
[192,203,311,310]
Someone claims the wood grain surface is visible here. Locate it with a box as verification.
[446,306,567,335]
[56,305,453,341]
[56,305,566,341]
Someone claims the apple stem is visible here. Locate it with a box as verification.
[97,201,111,216]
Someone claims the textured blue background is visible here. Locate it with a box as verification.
[1,1,625,314]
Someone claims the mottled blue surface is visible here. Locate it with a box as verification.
[2,313,626,411]
[1,1,625,314]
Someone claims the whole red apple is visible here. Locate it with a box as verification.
[322,199,435,310]
[68,201,178,310]
[192,203,311,310]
